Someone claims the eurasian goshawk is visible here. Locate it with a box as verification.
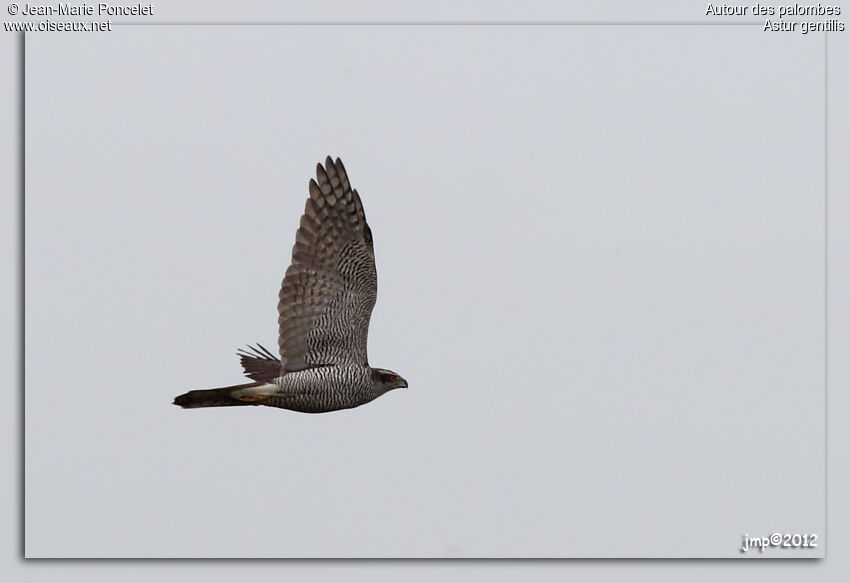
[173,157,407,413]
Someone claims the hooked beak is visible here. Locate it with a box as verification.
[401,378,409,389]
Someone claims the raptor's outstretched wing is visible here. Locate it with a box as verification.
[277,157,377,373]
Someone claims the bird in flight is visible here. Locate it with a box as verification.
[173,157,408,413]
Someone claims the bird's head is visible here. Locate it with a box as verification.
[371,368,409,394]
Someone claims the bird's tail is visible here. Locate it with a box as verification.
[173,381,271,409]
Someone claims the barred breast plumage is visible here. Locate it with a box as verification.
[173,157,408,413]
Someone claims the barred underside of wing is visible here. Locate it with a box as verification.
[277,157,377,372]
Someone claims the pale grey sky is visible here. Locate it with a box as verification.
[20,8,829,562]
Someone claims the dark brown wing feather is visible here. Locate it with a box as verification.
[277,157,377,372]
[237,343,282,382]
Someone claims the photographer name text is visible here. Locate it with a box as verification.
[18,2,153,16]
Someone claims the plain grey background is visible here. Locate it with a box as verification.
[23,22,825,558]
[3,0,849,579]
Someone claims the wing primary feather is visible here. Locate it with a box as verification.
[255,343,277,360]
[316,164,330,193]
[309,178,322,201]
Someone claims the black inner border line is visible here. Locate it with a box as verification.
[823,31,828,558]
[18,31,25,561]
